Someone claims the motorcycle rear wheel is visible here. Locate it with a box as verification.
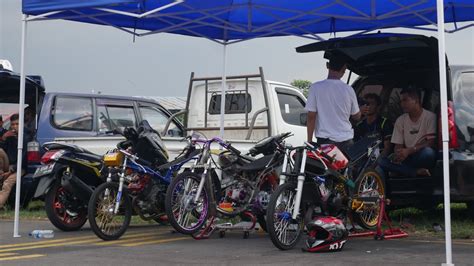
[45,182,88,231]
[266,182,304,250]
[88,182,132,241]
[353,169,385,229]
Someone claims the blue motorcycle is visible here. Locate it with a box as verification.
[87,120,199,240]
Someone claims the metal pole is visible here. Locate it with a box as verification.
[219,43,227,139]
[436,1,453,265]
[14,14,28,238]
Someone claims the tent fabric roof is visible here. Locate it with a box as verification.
[22,0,474,42]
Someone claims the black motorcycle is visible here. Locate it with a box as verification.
[33,143,105,231]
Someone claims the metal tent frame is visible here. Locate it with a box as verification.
[15,1,474,265]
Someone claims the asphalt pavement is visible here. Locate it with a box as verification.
[1,219,473,265]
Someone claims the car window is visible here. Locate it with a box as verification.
[140,106,183,137]
[454,72,474,143]
[97,105,136,133]
[53,97,93,131]
[208,92,252,114]
[276,91,306,126]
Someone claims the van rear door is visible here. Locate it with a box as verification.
[0,70,45,128]
[296,33,438,76]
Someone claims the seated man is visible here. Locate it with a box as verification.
[378,88,437,177]
[0,114,27,208]
[355,93,393,158]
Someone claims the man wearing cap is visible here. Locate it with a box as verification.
[305,53,361,150]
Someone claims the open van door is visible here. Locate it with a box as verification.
[0,69,46,122]
[296,33,439,76]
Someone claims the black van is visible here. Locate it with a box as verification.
[297,33,474,211]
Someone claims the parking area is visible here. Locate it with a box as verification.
[1,220,474,265]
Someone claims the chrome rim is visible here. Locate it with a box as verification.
[171,176,207,231]
[272,188,301,246]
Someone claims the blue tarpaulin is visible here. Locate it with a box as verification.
[22,0,474,42]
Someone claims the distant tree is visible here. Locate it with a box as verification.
[291,79,312,97]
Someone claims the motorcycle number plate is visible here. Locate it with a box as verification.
[33,163,55,177]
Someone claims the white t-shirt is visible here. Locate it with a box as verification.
[305,79,360,142]
[391,109,437,148]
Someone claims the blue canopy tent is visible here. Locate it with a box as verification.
[16,1,474,264]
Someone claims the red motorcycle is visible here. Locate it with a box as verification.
[266,137,384,250]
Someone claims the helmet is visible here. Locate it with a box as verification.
[303,216,348,252]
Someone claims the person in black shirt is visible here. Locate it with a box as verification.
[354,93,393,157]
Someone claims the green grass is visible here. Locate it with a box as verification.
[0,200,158,225]
[388,203,474,239]
[0,200,48,220]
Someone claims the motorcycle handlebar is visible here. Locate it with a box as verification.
[226,143,241,155]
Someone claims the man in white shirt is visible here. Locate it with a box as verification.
[305,53,361,150]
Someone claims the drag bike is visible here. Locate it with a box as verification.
[266,137,385,250]
[165,132,292,237]
[87,121,199,240]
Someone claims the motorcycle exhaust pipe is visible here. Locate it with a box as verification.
[61,173,94,203]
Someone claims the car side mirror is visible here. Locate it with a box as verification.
[300,113,307,125]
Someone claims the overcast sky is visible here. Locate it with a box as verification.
[1,0,473,97]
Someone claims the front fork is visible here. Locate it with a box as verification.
[278,149,291,186]
[193,157,211,203]
[114,156,128,214]
[292,149,307,220]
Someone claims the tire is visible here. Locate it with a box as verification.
[45,182,88,231]
[88,182,132,241]
[353,169,385,230]
[266,182,304,250]
[165,172,210,235]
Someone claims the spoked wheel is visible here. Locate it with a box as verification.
[165,172,210,235]
[266,182,304,250]
[88,182,132,241]
[45,182,88,231]
[353,170,385,229]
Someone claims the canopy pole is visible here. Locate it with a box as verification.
[219,43,227,139]
[436,1,453,265]
[14,14,28,238]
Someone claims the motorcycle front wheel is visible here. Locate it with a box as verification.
[165,172,210,235]
[266,182,304,250]
[88,182,132,241]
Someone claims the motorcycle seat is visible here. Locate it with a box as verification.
[157,149,201,171]
[43,142,98,156]
[236,154,273,172]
